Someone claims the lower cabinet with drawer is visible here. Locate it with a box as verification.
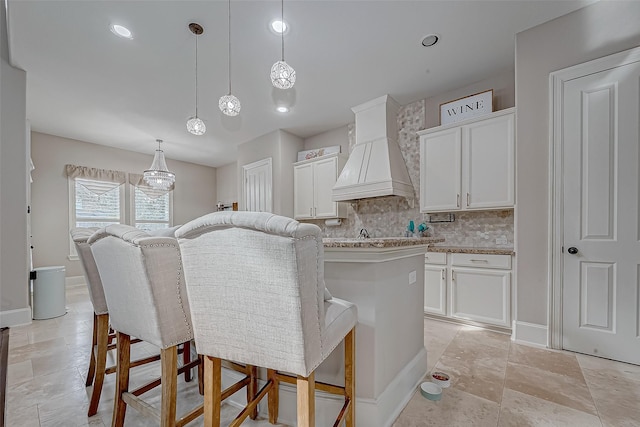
[425,252,512,328]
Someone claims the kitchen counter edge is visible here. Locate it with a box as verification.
[427,246,515,255]
[323,237,444,249]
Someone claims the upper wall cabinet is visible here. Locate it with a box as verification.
[418,108,515,213]
[293,153,348,219]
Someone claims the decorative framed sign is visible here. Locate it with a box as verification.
[439,89,493,125]
[296,145,341,161]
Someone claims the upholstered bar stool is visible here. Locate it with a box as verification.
[88,225,203,427]
[176,211,358,427]
[70,227,162,416]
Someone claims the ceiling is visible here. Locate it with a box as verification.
[7,0,594,168]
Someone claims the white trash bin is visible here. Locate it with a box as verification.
[32,266,66,320]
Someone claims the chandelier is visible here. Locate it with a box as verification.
[219,0,241,116]
[270,0,296,89]
[143,139,175,190]
[186,23,206,135]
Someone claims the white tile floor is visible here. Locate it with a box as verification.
[6,283,640,426]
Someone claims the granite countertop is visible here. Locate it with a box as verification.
[427,246,515,255]
[323,237,445,248]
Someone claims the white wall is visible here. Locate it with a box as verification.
[30,132,217,278]
[236,129,303,216]
[216,162,238,206]
[304,125,349,155]
[0,1,30,326]
[515,1,640,325]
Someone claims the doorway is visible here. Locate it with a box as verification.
[550,47,640,365]
[242,157,272,213]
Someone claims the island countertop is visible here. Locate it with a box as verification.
[427,246,515,255]
[323,236,444,248]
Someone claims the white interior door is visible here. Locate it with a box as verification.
[242,158,272,213]
[561,53,640,365]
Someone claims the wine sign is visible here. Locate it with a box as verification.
[439,89,493,125]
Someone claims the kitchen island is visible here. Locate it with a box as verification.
[321,237,443,427]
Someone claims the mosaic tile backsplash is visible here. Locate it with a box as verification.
[302,98,514,249]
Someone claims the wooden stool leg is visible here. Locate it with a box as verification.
[267,369,279,423]
[183,341,192,382]
[85,313,98,387]
[345,328,356,427]
[88,313,109,416]
[112,332,130,427]
[160,347,178,427]
[247,365,258,420]
[198,354,204,395]
[204,356,222,427]
[297,372,315,427]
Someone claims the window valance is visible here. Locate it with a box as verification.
[65,164,174,198]
[65,164,126,196]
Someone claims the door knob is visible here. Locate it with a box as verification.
[567,247,578,255]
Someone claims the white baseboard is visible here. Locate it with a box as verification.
[0,307,32,328]
[65,275,85,287]
[221,348,427,427]
[511,321,548,347]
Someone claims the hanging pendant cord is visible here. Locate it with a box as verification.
[195,34,199,116]
[281,0,284,61]
[228,0,232,94]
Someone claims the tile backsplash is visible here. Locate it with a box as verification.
[302,98,514,248]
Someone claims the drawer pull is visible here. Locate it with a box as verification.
[470,259,489,263]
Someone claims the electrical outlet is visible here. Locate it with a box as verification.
[496,236,508,245]
[409,270,417,285]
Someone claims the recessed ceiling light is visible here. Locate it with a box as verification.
[421,34,439,47]
[276,106,289,113]
[270,19,288,35]
[110,24,133,40]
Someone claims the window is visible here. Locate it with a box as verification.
[73,178,124,228]
[67,166,173,259]
[132,187,172,231]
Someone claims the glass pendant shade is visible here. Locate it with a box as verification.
[219,94,241,116]
[143,140,175,190]
[186,116,206,135]
[270,60,296,89]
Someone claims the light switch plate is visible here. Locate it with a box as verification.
[496,236,508,245]
[409,270,417,284]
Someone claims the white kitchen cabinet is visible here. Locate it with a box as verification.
[425,251,512,328]
[418,108,515,213]
[293,153,347,220]
[424,252,447,315]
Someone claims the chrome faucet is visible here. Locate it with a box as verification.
[358,228,370,239]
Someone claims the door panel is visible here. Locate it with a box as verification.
[581,84,616,240]
[293,163,313,219]
[464,113,514,209]
[420,128,461,212]
[562,58,640,365]
[424,266,447,316]
[243,158,272,213]
[314,157,338,218]
[580,262,615,331]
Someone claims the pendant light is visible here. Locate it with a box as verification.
[219,0,241,116]
[143,139,176,190]
[186,23,206,135]
[270,0,296,89]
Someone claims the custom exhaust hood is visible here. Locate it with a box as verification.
[332,95,414,202]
